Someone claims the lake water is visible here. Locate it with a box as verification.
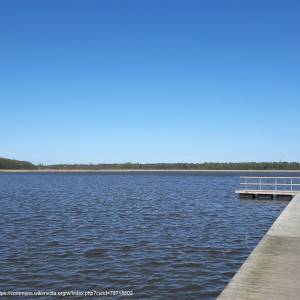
[0,172,288,299]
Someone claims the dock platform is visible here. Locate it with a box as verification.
[236,176,300,199]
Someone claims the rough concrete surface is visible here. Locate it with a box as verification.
[218,193,300,300]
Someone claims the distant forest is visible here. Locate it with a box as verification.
[0,157,36,169]
[2,157,300,170]
[44,162,300,170]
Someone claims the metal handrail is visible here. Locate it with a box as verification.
[240,183,300,186]
[240,176,300,179]
[240,176,300,191]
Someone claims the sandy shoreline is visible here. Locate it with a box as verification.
[1,169,300,173]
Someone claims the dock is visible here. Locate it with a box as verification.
[218,177,300,299]
[236,176,300,199]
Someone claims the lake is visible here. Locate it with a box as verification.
[0,172,287,299]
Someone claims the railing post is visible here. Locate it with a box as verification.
[291,178,293,191]
[275,178,277,191]
[260,178,262,190]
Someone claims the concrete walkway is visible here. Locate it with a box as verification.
[218,193,300,299]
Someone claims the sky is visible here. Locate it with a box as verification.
[0,0,299,164]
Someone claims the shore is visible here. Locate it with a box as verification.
[2,169,300,173]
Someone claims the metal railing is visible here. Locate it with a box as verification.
[240,177,300,192]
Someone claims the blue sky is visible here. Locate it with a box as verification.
[1,0,299,164]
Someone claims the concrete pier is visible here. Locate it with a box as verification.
[218,192,300,299]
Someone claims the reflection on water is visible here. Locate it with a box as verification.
[0,173,287,299]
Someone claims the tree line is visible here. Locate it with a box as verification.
[44,162,300,170]
[0,157,36,169]
[2,157,300,170]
